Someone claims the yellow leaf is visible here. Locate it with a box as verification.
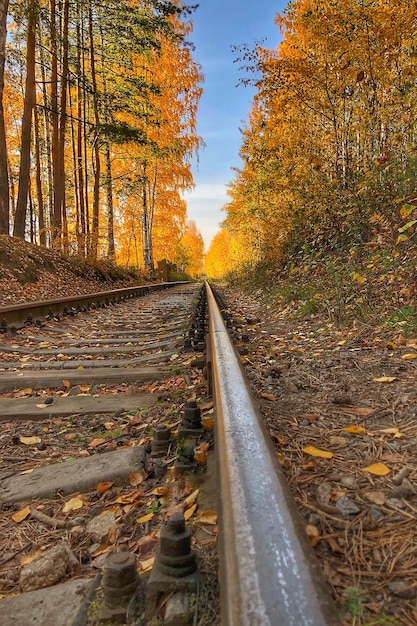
[182,488,199,509]
[197,510,218,525]
[78,384,90,392]
[36,403,48,409]
[401,353,417,360]
[373,377,397,383]
[139,556,155,573]
[63,379,71,388]
[396,234,409,245]
[19,468,34,475]
[302,446,334,459]
[363,462,391,476]
[77,365,84,370]
[341,425,367,434]
[137,512,154,524]
[379,427,406,439]
[184,503,197,520]
[352,272,366,284]
[19,436,41,445]
[63,496,84,512]
[20,550,42,566]
[12,505,31,523]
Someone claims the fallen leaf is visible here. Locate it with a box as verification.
[36,403,48,409]
[97,481,114,494]
[340,407,374,417]
[302,446,334,459]
[63,379,71,388]
[300,414,321,421]
[306,524,320,546]
[19,435,41,445]
[197,510,218,525]
[63,496,84,512]
[401,353,417,360]
[194,442,209,464]
[19,468,34,475]
[137,512,154,524]
[77,365,84,370]
[12,505,31,523]
[373,377,397,383]
[88,438,106,448]
[114,489,143,504]
[184,503,197,520]
[128,472,144,487]
[364,491,386,506]
[363,462,391,476]
[378,427,406,439]
[341,425,367,434]
[139,556,155,574]
[261,392,276,402]
[182,488,199,509]
[90,544,114,558]
[20,550,42,566]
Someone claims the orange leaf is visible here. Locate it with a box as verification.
[63,380,71,389]
[303,446,334,459]
[97,481,114,494]
[197,510,218,525]
[341,425,367,434]
[363,462,391,476]
[88,437,106,448]
[261,392,276,402]
[128,472,145,487]
[12,505,31,523]
[63,495,84,512]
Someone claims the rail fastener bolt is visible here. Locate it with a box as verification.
[146,513,198,621]
[99,551,139,623]
[151,425,172,458]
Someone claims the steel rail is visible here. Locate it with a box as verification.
[206,282,340,626]
[0,281,189,329]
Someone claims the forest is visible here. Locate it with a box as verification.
[0,0,204,276]
[206,0,417,289]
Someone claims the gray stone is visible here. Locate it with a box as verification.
[164,592,191,626]
[19,544,71,592]
[316,482,332,507]
[87,511,117,543]
[0,446,146,502]
[335,496,361,517]
[386,498,406,509]
[0,578,92,626]
[340,476,359,490]
[390,478,415,500]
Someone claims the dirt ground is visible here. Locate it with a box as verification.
[218,284,417,626]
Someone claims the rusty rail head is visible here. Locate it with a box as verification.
[0,282,189,330]
[206,282,340,626]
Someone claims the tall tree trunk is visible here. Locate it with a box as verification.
[50,0,60,247]
[59,0,69,254]
[76,13,86,256]
[34,103,46,246]
[105,144,115,261]
[141,161,154,271]
[14,1,37,239]
[88,2,100,261]
[0,0,9,234]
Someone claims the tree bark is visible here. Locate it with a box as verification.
[14,1,37,239]
[0,0,9,234]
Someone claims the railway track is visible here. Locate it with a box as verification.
[0,281,340,625]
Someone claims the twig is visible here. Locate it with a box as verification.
[29,508,66,529]
[0,542,32,567]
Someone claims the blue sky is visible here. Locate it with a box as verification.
[183,1,287,249]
